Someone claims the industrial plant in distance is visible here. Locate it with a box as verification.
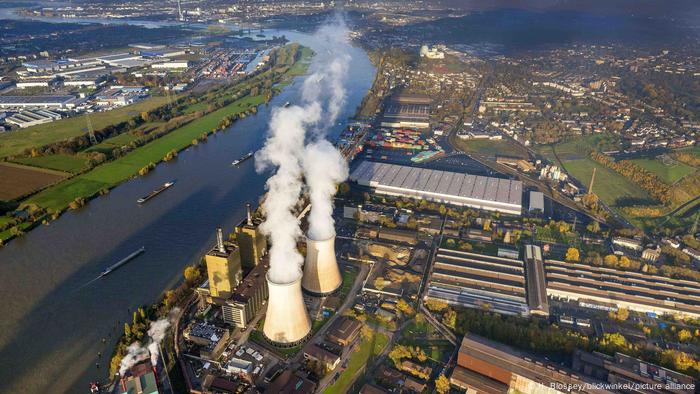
[0,1,699,394]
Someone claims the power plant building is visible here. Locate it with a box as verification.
[235,205,267,269]
[203,228,242,301]
[350,161,522,215]
[222,262,269,329]
[263,274,312,347]
[302,235,342,296]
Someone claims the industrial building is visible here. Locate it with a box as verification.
[119,360,161,394]
[325,316,362,346]
[572,350,696,394]
[380,93,431,129]
[5,109,62,128]
[450,335,611,394]
[528,191,544,214]
[202,228,243,301]
[152,61,191,70]
[524,245,549,316]
[544,259,700,318]
[426,249,530,316]
[222,262,268,329]
[303,344,341,370]
[350,161,523,215]
[262,274,312,347]
[234,205,267,269]
[0,95,77,109]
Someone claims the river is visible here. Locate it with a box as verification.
[0,11,376,393]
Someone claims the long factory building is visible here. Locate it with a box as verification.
[426,246,699,319]
[544,260,700,318]
[350,161,523,215]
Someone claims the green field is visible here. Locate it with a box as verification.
[323,331,389,394]
[27,95,265,211]
[453,138,529,159]
[0,96,172,158]
[628,158,696,184]
[563,158,652,207]
[11,154,89,173]
[537,133,620,162]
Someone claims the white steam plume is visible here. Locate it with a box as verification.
[257,13,351,283]
[303,141,348,240]
[119,308,180,376]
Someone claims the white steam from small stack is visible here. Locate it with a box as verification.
[257,13,351,283]
[118,308,180,376]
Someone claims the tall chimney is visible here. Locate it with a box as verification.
[302,234,342,296]
[246,204,253,226]
[263,274,311,346]
[216,227,226,254]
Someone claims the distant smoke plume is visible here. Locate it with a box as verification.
[119,308,180,376]
[257,14,351,283]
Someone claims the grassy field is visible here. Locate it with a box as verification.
[537,133,620,163]
[0,162,67,201]
[0,96,171,158]
[453,138,529,159]
[11,154,89,173]
[628,158,696,184]
[323,331,389,394]
[27,95,265,211]
[563,158,652,207]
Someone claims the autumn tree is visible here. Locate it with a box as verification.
[565,247,580,262]
[435,374,450,394]
[184,265,201,286]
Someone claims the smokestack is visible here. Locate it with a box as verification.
[216,227,225,254]
[246,204,253,226]
[263,274,311,346]
[302,234,342,296]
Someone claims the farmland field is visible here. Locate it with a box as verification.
[563,158,652,207]
[628,157,696,184]
[0,96,172,158]
[11,154,89,173]
[537,133,620,162]
[0,162,67,200]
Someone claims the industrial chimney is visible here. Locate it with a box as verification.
[302,234,342,296]
[246,203,253,226]
[216,227,226,254]
[262,274,312,347]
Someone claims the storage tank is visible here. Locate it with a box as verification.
[262,274,311,347]
[302,235,342,296]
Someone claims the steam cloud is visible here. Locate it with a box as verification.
[118,308,180,376]
[257,14,351,283]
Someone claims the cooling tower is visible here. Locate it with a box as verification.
[262,274,312,347]
[302,235,342,296]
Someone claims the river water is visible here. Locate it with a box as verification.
[0,11,375,393]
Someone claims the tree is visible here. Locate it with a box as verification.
[443,309,457,329]
[603,254,618,267]
[435,374,450,394]
[677,329,692,343]
[425,298,448,312]
[396,299,415,317]
[565,247,580,262]
[184,265,201,286]
[587,221,601,234]
[608,307,629,321]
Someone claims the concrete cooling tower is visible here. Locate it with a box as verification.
[262,274,312,347]
[302,235,342,296]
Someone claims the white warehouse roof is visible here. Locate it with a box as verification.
[350,161,523,215]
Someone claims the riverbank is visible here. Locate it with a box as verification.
[0,44,312,244]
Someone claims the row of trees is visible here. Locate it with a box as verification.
[590,150,671,204]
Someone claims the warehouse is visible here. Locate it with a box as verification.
[425,249,530,316]
[380,93,431,129]
[350,161,522,215]
[0,95,77,109]
[544,260,700,318]
[5,109,62,128]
